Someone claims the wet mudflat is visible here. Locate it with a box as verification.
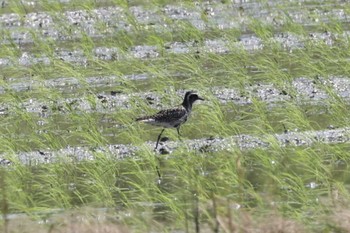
[1,0,350,232]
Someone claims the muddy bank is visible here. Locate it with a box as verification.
[0,2,348,45]
[0,76,348,116]
[1,126,349,165]
[0,30,346,68]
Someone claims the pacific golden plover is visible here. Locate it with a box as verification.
[136,91,204,149]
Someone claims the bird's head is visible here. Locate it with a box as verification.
[183,91,204,108]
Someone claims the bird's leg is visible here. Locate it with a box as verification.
[155,157,162,183]
[154,128,165,183]
[177,126,182,140]
[155,128,165,150]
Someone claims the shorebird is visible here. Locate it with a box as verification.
[136,91,204,149]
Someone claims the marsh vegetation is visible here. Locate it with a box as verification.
[1,0,350,232]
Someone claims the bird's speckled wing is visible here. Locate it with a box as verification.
[136,106,187,128]
[153,107,187,123]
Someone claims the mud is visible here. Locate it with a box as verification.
[0,2,348,45]
[0,76,348,116]
[1,126,349,165]
[0,30,347,67]
[0,2,349,68]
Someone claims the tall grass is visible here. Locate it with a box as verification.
[1,0,350,232]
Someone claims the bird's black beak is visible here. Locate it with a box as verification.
[198,96,205,101]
